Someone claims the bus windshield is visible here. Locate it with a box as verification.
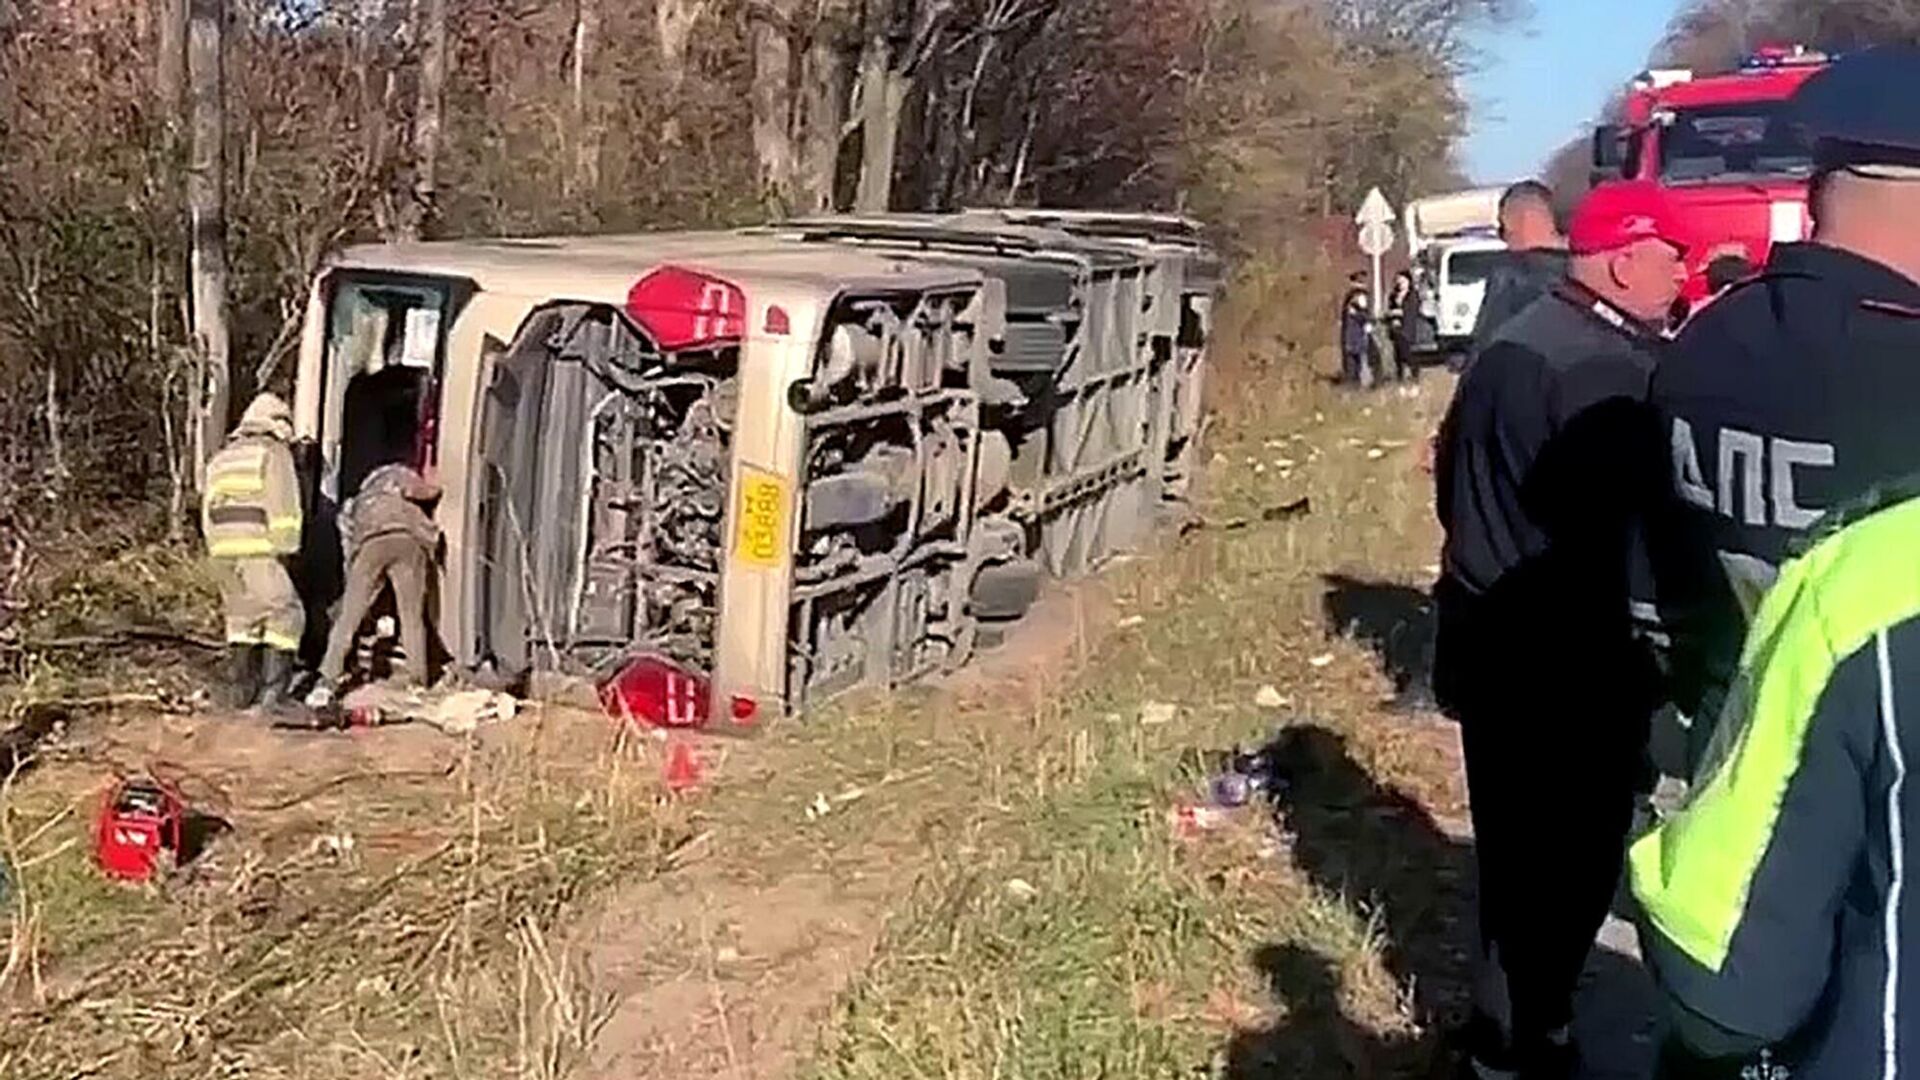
[1657,101,1813,185]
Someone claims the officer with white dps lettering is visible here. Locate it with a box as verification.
[1636,47,1920,1079]
[1648,45,1920,771]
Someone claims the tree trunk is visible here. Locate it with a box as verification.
[853,26,903,213]
[749,1,796,214]
[568,0,598,197]
[795,9,848,214]
[399,0,448,240]
[186,0,230,475]
[156,0,186,122]
[656,0,708,146]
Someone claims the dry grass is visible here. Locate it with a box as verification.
[0,709,695,1080]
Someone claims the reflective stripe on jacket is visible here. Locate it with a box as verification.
[201,435,302,558]
[1633,492,1920,1078]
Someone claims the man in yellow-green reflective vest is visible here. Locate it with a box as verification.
[201,392,306,711]
[1634,488,1920,1078]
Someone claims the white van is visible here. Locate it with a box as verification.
[1422,236,1508,350]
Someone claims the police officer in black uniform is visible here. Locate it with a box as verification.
[1435,179,1686,1080]
[1650,44,1920,766]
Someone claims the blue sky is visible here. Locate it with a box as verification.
[1461,0,1682,184]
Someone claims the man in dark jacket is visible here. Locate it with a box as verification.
[1435,179,1687,1079]
[1467,180,1571,359]
[1636,45,1920,1080]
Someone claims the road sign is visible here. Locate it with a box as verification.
[1354,188,1398,316]
[1357,221,1395,257]
[1355,187,1396,227]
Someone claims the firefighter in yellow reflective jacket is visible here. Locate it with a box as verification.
[201,393,305,710]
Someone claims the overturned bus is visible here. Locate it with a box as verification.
[292,214,1219,728]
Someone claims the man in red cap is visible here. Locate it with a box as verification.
[1434,179,1687,1079]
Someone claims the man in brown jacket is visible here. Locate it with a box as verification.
[308,462,441,706]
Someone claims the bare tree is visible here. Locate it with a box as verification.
[750,0,799,212]
[657,0,711,146]
[186,0,231,475]
[568,0,599,197]
[851,0,962,211]
[795,2,853,213]
[396,0,450,239]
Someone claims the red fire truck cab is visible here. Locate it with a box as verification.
[1592,45,1831,311]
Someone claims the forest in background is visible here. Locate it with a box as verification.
[0,0,1519,557]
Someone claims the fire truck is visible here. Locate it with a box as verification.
[1591,44,1832,311]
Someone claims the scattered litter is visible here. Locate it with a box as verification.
[1263,439,1285,449]
[805,792,834,821]
[1169,802,1229,839]
[1139,701,1178,726]
[1117,615,1146,629]
[1253,463,1266,474]
[1005,878,1040,902]
[1308,653,1335,669]
[1274,458,1296,469]
[1254,685,1288,709]
[308,831,356,860]
[421,689,516,735]
[1366,447,1386,460]
[1211,452,1227,465]
[715,945,742,965]
[1206,739,1291,810]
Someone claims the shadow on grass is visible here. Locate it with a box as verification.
[1321,575,1438,713]
[1224,726,1657,1080]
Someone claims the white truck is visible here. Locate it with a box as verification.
[1404,188,1507,358]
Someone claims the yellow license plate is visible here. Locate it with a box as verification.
[734,468,789,569]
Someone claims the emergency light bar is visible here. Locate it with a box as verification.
[1742,44,1829,69]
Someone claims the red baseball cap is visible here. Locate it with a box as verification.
[1567,180,1690,256]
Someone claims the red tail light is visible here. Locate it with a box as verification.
[599,654,711,729]
[626,266,747,351]
[729,695,760,726]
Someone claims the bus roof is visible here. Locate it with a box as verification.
[329,231,983,303]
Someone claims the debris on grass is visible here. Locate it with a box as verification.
[1139,701,1178,727]
[1309,653,1336,668]
[1118,615,1146,629]
[1005,878,1039,902]
[1254,685,1289,709]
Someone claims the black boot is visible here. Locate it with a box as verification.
[221,645,262,711]
[256,648,297,711]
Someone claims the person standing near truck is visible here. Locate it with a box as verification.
[1634,45,1920,1079]
[1467,181,1569,361]
[1339,271,1372,386]
[201,393,306,711]
[1434,179,1686,1079]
